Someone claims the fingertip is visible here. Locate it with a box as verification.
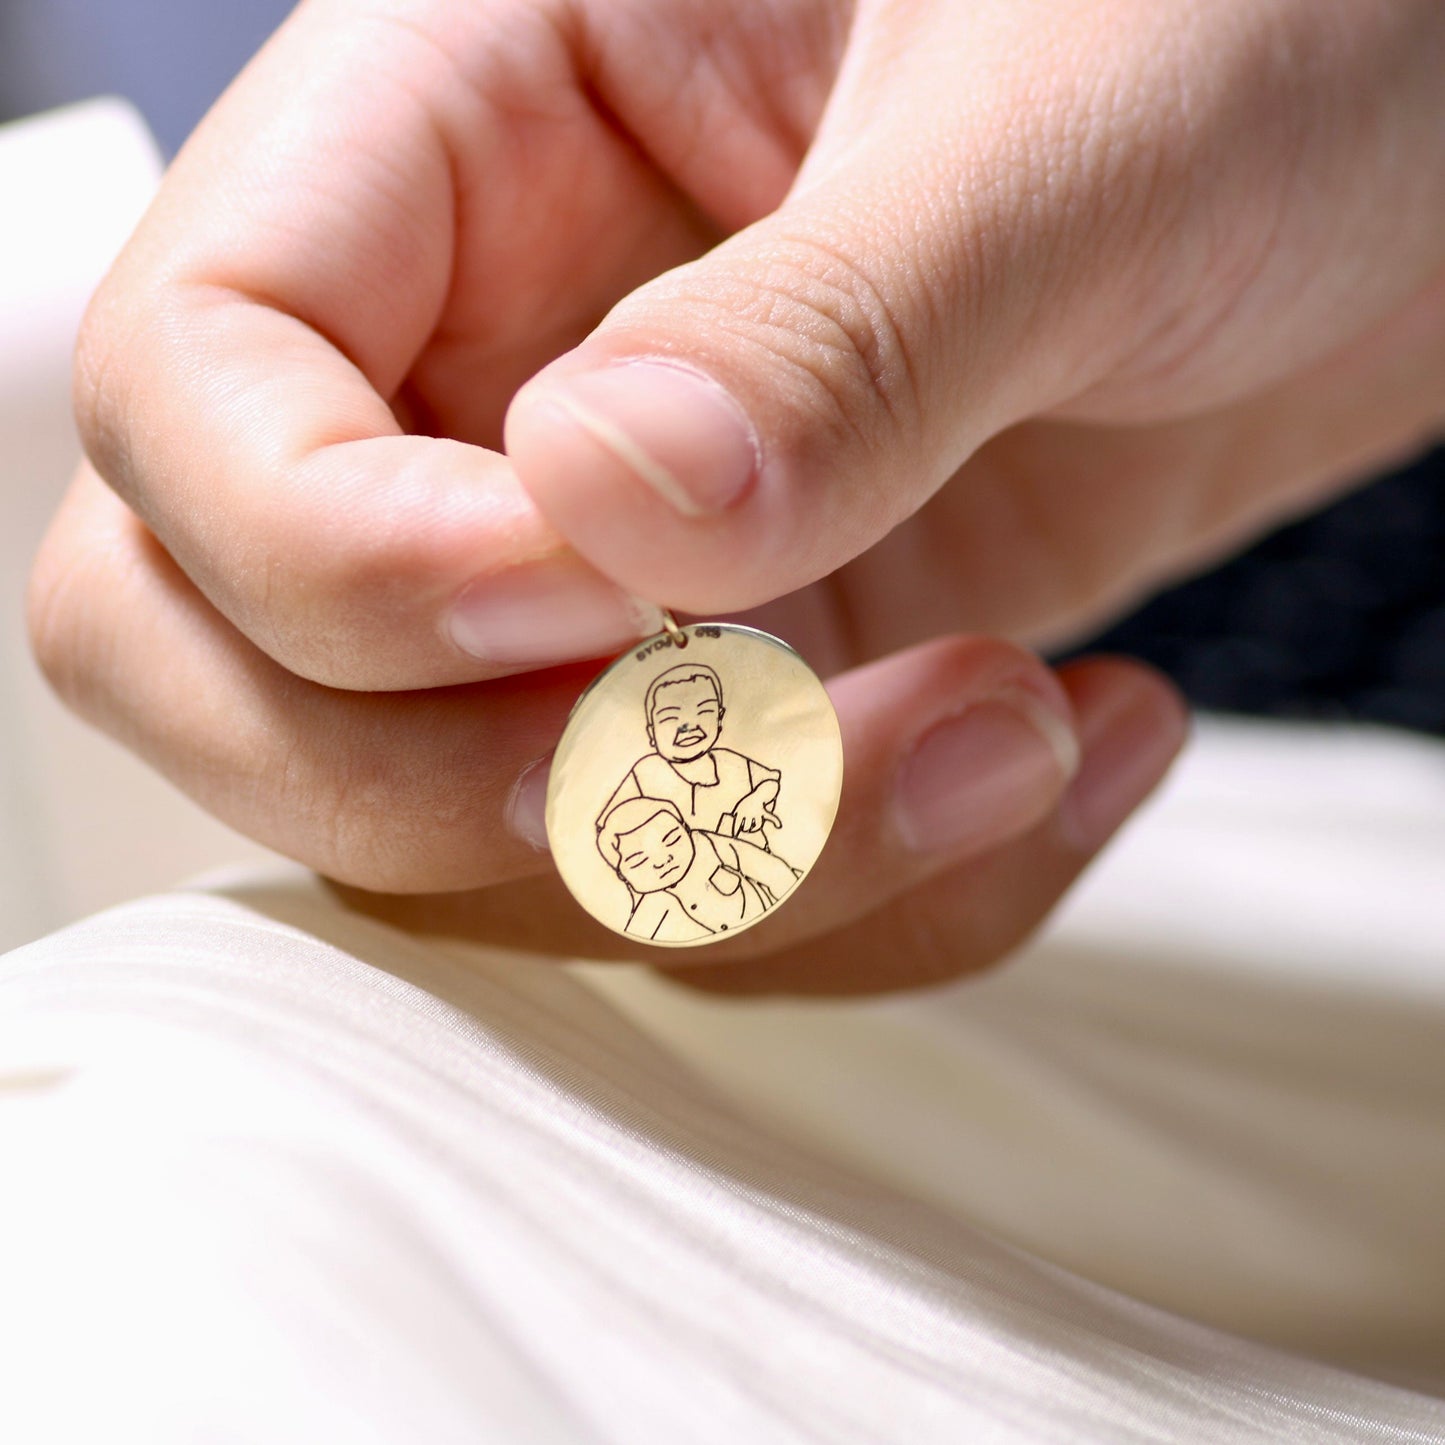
[506,756,553,855]
[1056,656,1191,853]
[891,694,1074,857]
[511,359,760,515]
[505,356,765,609]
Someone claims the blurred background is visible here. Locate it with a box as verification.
[1,0,1442,731]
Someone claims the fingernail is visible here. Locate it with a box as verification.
[530,360,759,516]
[507,758,552,852]
[896,690,1079,854]
[1060,674,1189,852]
[449,557,662,667]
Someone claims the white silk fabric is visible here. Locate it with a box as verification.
[1,719,1443,1442]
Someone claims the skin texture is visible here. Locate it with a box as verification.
[28,0,1445,992]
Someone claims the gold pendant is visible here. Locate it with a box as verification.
[546,613,843,948]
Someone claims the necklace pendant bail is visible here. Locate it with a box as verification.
[658,609,688,649]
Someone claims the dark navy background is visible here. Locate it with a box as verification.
[1079,447,1445,735]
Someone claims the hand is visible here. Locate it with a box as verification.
[733,792,781,837]
[33,0,1442,987]
[336,651,1183,994]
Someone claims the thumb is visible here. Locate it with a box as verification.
[503,139,1091,614]
[507,0,1398,617]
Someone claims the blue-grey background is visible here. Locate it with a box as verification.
[4,0,1441,734]
[0,0,293,155]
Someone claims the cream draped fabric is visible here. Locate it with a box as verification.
[1,720,1443,1443]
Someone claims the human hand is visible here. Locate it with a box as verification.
[733,792,781,837]
[33,0,1442,986]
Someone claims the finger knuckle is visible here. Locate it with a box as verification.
[72,294,136,489]
[26,526,95,718]
[242,533,406,689]
[258,719,490,891]
[683,232,924,446]
[229,470,461,690]
[775,240,912,415]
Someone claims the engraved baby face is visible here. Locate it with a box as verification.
[615,812,695,894]
[649,678,723,762]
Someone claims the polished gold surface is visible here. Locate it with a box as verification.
[547,623,843,948]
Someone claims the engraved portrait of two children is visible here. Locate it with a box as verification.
[595,664,801,944]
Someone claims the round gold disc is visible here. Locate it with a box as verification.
[546,622,843,948]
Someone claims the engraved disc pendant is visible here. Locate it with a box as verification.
[546,621,843,948]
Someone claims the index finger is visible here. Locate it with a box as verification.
[76,0,711,689]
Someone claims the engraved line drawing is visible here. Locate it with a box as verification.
[596,663,783,842]
[597,797,801,943]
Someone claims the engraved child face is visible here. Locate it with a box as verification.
[615,811,695,894]
[649,678,723,762]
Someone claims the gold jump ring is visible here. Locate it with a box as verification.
[659,609,688,648]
